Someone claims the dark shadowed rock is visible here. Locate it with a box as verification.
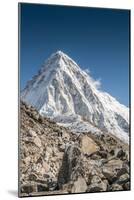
[116,168,128,177]
[37,184,49,192]
[123,181,130,190]
[117,173,130,184]
[21,184,37,194]
[111,183,123,191]
[57,145,82,189]
[87,175,108,192]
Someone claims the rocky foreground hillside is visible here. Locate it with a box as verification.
[19,101,130,197]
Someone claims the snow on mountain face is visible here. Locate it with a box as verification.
[21,51,129,143]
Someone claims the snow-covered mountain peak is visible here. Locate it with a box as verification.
[21,51,129,143]
[49,50,66,60]
[42,50,80,72]
[54,50,66,56]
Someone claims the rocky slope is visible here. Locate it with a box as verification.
[21,51,129,143]
[19,101,130,197]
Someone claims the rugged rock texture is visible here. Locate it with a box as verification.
[19,102,130,197]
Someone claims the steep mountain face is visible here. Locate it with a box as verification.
[21,51,129,143]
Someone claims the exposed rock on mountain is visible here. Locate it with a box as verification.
[21,51,129,143]
[19,102,130,197]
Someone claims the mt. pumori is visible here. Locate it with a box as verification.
[21,51,129,143]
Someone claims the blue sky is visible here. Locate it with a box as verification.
[20,3,130,106]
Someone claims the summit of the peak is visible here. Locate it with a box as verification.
[54,50,67,57]
[56,50,64,54]
[47,50,80,70]
[48,50,67,61]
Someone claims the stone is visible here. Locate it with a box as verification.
[37,184,48,192]
[122,161,130,173]
[116,149,125,159]
[109,149,114,156]
[29,173,38,181]
[88,175,108,191]
[87,186,103,192]
[46,146,53,155]
[48,181,58,191]
[24,156,31,165]
[102,167,115,183]
[28,129,37,137]
[34,137,42,148]
[71,177,87,193]
[111,183,123,191]
[90,153,101,160]
[62,131,70,141]
[97,151,108,158]
[81,135,99,155]
[117,173,130,184]
[43,173,50,179]
[42,161,50,173]
[57,152,64,160]
[104,159,123,169]
[91,175,102,184]
[88,178,108,192]
[123,182,130,190]
[116,167,128,177]
[21,184,37,194]
[117,149,125,158]
[58,144,65,152]
[58,145,82,189]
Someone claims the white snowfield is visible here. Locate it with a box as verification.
[21,51,129,143]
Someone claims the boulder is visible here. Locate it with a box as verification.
[29,173,38,181]
[90,153,101,160]
[58,144,65,152]
[87,175,108,192]
[71,177,87,193]
[102,167,116,183]
[48,180,58,191]
[21,184,37,194]
[58,145,81,189]
[104,159,123,169]
[37,184,48,192]
[46,146,53,154]
[42,161,50,173]
[116,167,128,177]
[62,131,70,141]
[28,129,37,137]
[123,181,130,190]
[97,151,108,159]
[24,156,31,165]
[111,183,123,191]
[115,148,125,159]
[117,173,130,184]
[81,135,99,155]
[34,136,42,148]
[102,159,126,184]
[87,186,103,192]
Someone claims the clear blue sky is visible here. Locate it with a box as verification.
[20,3,130,106]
